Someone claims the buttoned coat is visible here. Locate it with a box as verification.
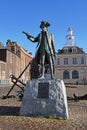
[28,31,56,65]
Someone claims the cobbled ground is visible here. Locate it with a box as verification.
[0,84,87,130]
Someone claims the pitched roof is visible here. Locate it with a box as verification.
[58,46,85,55]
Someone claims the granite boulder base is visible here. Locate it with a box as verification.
[20,79,69,118]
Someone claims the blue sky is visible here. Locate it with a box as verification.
[0,0,87,56]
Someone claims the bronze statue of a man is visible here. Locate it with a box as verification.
[23,21,56,79]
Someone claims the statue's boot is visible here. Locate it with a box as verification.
[38,65,45,79]
[50,65,55,79]
[38,75,45,79]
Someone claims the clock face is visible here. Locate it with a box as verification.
[69,37,71,39]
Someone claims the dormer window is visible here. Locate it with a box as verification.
[72,47,77,53]
[63,48,68,53]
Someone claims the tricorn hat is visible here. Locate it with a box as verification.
[40,21,50,28]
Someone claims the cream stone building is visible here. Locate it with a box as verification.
[55,27,87,84]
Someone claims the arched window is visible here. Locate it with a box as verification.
[63,70,70,79]
[72,70,79,79]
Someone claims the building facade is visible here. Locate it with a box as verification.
[55,27,87,84]
[0,40,32,85]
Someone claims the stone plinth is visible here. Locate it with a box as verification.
[20,79,69,118]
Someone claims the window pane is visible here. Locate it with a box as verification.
[57,58,60,65]
[64,58,68,65]
[81,57,84,64]
[72,58,77,64]
[63,70,70,79]
[72,70,79,79]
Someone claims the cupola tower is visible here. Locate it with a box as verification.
[65,27,75,47]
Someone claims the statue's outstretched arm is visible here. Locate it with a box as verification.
[22,31,37,42]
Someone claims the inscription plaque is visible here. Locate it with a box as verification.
[37,82,49,98]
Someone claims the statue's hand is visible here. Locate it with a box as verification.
[22,31,31,38]
[22,31,29,36]
[22,31,34,39]
[22,31,25,34]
